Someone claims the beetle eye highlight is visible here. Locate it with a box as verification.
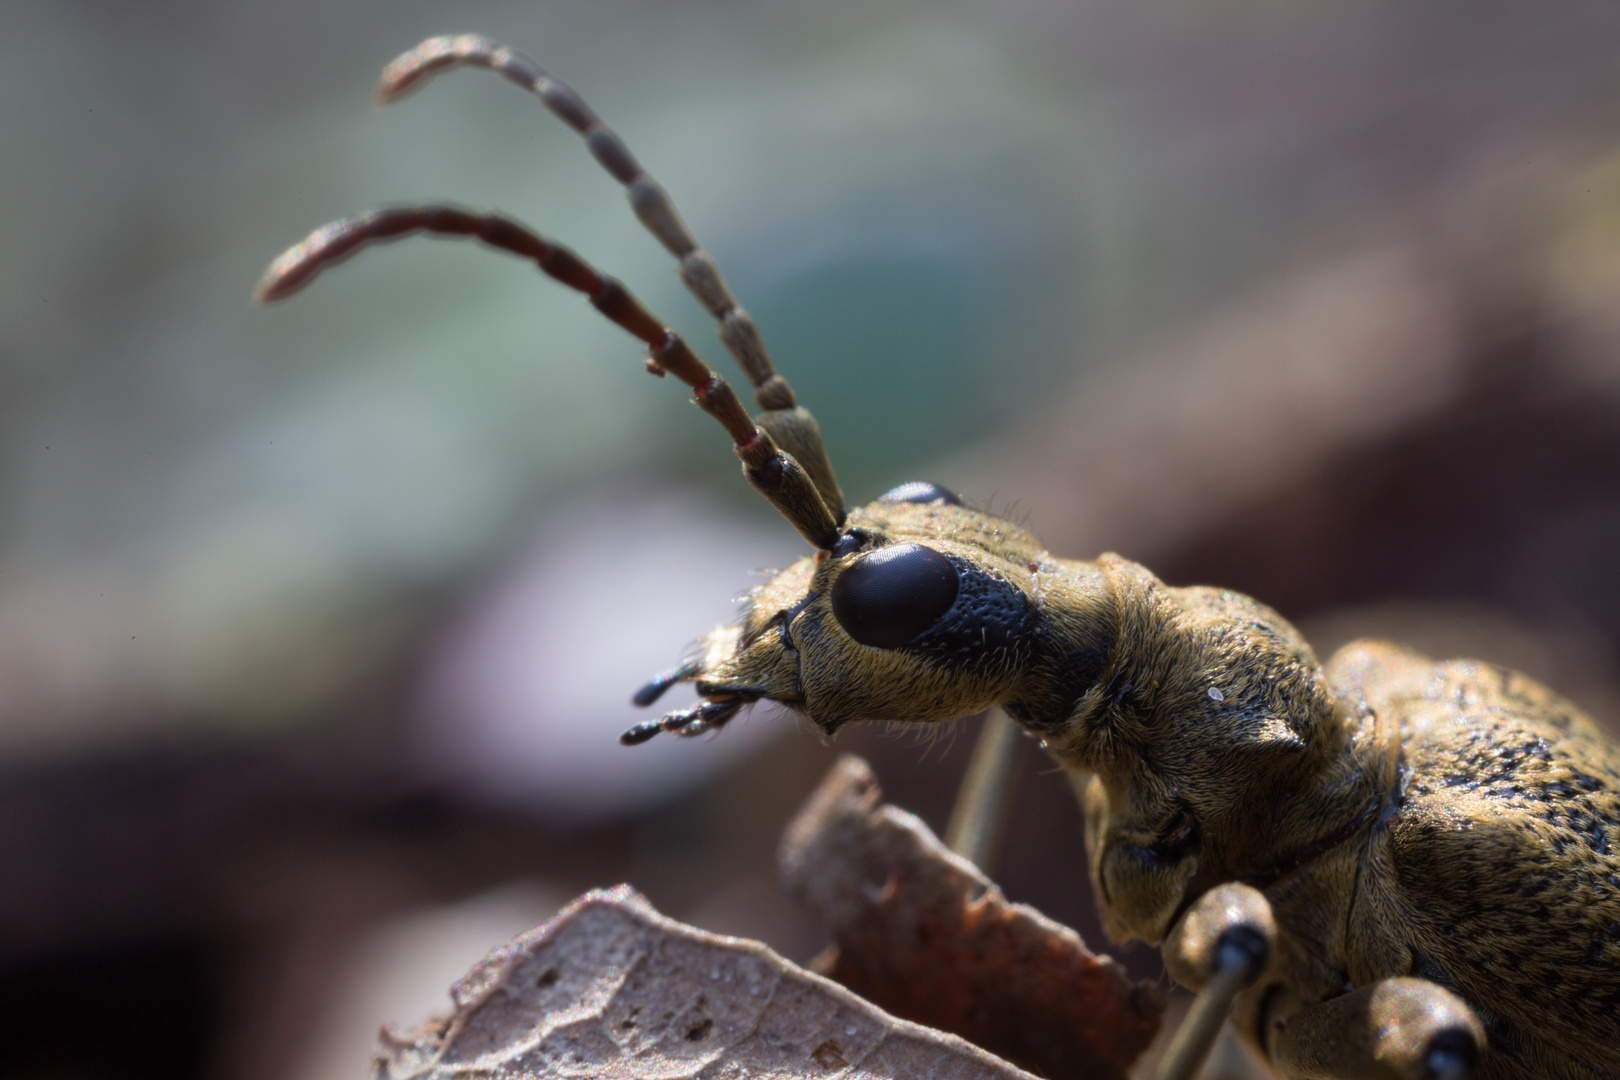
[831,543,959,648]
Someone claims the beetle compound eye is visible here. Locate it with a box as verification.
[831,543,959,648]
[878,481,962,507]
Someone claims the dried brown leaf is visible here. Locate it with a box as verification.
[370,883,1037,1080]
[780,756,1165,1080]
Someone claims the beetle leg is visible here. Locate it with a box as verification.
[1156,883,1278,1080]
[1267,977,1483,1080]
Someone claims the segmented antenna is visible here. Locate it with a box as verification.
[376,36,780,404]
[254,205,840,550]
[372,34,845,521]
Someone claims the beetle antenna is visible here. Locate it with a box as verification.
[373,34,844,521]
[254,204,839,550]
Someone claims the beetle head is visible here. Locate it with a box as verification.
[625,482,1063,741]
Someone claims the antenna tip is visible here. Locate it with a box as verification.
[374,34,495,106]
[250,268,288,306]
[252,242,315,304]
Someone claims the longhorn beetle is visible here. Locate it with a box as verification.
[258,35,1620,1080]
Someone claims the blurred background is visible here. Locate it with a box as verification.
[6,0,1620,1077]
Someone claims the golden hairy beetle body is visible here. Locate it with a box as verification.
[717,499,1620,1080]
[257,35,1620,1080]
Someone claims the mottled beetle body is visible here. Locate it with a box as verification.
[259,35,1620,1080]
[697,499,1620,1080]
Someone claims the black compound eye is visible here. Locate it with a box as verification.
[878,481,962,507]
[831,543,959,648]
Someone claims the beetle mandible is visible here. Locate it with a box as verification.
[256,35,1620,1080]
